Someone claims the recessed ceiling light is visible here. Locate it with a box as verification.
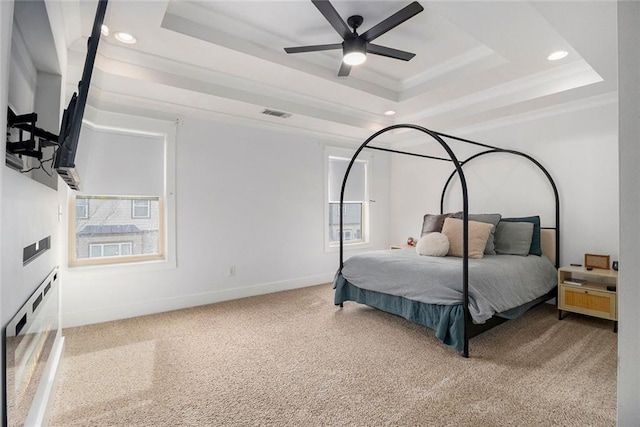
[547,50,568,61]
[101,25,109,37]
[114,32,137,44]
[384,110,396,116]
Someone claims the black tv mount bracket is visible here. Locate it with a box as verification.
[6,107,59,160]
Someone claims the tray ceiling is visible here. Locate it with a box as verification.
[60,0,617,143]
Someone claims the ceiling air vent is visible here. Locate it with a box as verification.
[261,109,292,119]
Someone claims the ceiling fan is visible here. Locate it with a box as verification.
[284,0,424,77]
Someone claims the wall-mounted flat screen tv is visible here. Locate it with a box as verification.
[54,0,108,190]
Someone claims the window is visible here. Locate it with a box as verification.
[89,242,133,258]
[132,199,150,218]
[71,195,163,266]
[328,202,362,243]
[67,118,177,270]
[326,152,369,248]
[76,198,89,219]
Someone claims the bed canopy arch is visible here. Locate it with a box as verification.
[439,148,560,268]
[337,124,560,357]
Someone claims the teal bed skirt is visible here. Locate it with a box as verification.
[333,273,465,352]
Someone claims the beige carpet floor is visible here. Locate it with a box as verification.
[50,284,617,426]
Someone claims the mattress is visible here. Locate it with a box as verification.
[335,248,558,324]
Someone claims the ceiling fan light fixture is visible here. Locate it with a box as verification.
[343,37,367,66]
[343,51,366,65]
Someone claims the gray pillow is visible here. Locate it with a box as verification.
[421,213,454,236]
[453,212,502,255]
[501,216,542,256]
[494,221,534,256]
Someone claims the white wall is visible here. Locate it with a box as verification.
[1,0,69,423]
[617,1,640,424]
[389,99,619,267]
[2,0,65,321]
[60,117,390,327]
[2,168,61,314]
[0,0,15,418]
[7,13,35,114]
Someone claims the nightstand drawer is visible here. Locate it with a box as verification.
[559,285,617,320]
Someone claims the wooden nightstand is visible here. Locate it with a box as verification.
[558,266,618,332]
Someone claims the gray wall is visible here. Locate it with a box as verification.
[617,1,640,424]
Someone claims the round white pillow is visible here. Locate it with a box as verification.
[416,232,449,257]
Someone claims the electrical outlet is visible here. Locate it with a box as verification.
[228,264,236,277]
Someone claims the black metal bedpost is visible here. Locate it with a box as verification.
[439,147,561,358]
[339,142,374,272]
[338,125,470,355]
[460,175,470,358]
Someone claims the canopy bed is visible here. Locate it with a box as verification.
[333,124,560,358]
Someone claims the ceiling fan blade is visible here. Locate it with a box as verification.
[284,43,342,54]
[311,0,352,40]
[367,44,416,61]
[338,62,351,77]
[361,1,424,42]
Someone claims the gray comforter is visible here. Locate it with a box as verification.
[341,248,558,323]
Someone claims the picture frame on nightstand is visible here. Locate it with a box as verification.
[584,253,610,270]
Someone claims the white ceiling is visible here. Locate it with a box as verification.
[60,0,618,144]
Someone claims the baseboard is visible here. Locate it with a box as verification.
[62,273,335,328]
[25,334,65,427]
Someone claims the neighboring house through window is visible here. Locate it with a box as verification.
[72,195,163,266]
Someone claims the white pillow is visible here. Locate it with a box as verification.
[416,232,450,257]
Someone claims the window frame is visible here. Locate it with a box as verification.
[65,113,177,271]
[69,195,165,267]
[324,147,372,252]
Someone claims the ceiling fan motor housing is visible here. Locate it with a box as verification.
[343,37,367,56]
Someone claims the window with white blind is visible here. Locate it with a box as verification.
[326,151,370,248]
[69,122,171,267]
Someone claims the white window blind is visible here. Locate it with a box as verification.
[328,157,366,202]
[74,124,164,196]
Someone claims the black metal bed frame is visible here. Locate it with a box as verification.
[337,124,560,358]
